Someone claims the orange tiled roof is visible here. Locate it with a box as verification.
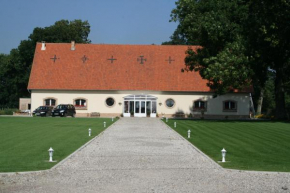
[28,43,213,92]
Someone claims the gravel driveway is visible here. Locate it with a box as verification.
[0,118,289,193]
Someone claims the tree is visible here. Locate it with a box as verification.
[0,50,27,108]
[246,0,290,119]
[162,27,188,45]
[0,54,11,108]
[0,19,91,108]
[170,0,253,95]
[170,0,290,119]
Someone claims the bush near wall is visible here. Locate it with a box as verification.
[254,114,275,119]
[0,109,18,115]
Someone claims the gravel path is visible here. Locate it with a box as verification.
[0,118,290,193]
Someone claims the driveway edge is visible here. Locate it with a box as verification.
[160,119,223,170]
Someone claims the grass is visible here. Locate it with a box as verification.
[163,119,290,172]
[0,117,116,172]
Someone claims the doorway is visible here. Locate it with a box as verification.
[123,95,157,117]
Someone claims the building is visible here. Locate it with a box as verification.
[28,42,251,118]
[19,98,31,112]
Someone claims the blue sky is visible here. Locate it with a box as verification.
[0,0,178,54]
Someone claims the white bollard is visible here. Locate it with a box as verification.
[221,148,227,163]
[89,128,91,137]
[112,117,114,122]
[174,122,176,128]
[166,117,168,122]
[104,122,106,127]
[48,147,54,162]
[188,130,191,138]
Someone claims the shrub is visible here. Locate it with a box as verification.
[254,114,275,119]
[0,108,18,115]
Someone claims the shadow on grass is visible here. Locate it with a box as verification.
[168,118,289,124]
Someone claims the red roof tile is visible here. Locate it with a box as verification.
[28,43,213,92]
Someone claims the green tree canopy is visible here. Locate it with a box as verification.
[170,0,290,119]
[0,19,91,108]
[246,0,290,119]
[171,0,253,94]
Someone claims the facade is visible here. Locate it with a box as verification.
[28,42,251,118]
[19,98,31,112]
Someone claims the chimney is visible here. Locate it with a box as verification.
[71,41,75,51]
[41,41,46,50]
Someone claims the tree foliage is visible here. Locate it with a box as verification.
[171,0,252,94]
[0,19,91,108]
[170,0,290,119]
[162,27,188,45]
[246,0,290,119]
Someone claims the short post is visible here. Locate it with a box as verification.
[166,117,168,122]
[174,122,176,128]
[104,122,106,127]
[89,128,91,136]
[48,147,54,162]
[221,148,227,163]
[188,130,191,138]
[112,117,114,122]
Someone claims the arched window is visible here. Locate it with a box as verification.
[44,98,56,106]
[74,98,87,109]
[193,100,207,111]
[223,100,237,112]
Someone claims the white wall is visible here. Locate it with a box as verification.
[31,90,250,116]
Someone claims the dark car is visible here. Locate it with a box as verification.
[33,106,53,117]
[51,104,76,117]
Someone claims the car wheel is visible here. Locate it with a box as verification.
[63,113,67,117]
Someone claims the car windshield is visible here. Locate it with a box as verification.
[56,105,66,109]
[37,106,46,110]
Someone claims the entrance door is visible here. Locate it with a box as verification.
[123,95,158,118]
[134,101,146,117]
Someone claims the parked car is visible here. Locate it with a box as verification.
[51,104,76,117]
[33,106,53,117]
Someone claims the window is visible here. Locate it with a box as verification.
[106,97,115,107]
[74,98,87,110]
[165,98,175,108]
[223,100,237,112]
[193,100,207,111]
[44,98,56,106]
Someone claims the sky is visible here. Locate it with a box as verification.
[0,0,179,54]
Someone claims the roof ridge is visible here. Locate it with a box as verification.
[37,42,195,47]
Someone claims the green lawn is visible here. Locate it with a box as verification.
[0,117,115,172]
[163,119,290,172]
